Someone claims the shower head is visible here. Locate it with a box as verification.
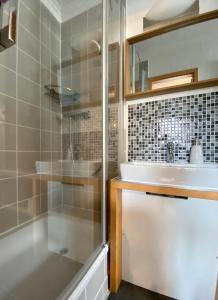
[44,84,72,96]
[44,84,80,106]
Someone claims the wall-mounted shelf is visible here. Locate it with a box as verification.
[127,9,218,45]
[125,9,218,101]
[125,78,218,101]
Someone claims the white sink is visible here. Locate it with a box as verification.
[35,160,101,177]
[120,162,218,191]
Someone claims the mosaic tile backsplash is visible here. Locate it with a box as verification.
[63,104,118,162]
[128,91,218,163]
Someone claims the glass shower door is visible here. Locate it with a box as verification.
[59,0,104,270]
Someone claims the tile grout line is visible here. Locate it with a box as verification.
[39,1,42,213]
[60,16,64,207]
[15,0,20,226]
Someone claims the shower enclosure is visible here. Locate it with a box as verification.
[0,0,125,299]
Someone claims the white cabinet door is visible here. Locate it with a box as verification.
[122,190,218,300]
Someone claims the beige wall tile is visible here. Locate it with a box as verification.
[41,109,51,131]
[18,50,40,84]
[40,194,48,213]
[0,124,16,150]
[18,152,40,176]
[18,176,40,202]
[18,101,40,129]
[0,94,16,124]
[0,65,16,98]
[21,0,40,17]
[18,196,40,224]
[41,44,50,70]
[18,126,40,151]
[63,186,89,209]
[52,112,62,133]
[51,14,60,39]
[18,25,40,62]
[0,152,16,179]
[41,152,52,162]
[41,3,51,28]
[0,178,17,207]
[52,133,62,152]
[51,34,60,58]
[0,204,17,234]
[0,45,16,71]
[41,23,51,49]
[17,75,40,107]
[19,2,40,39]
[41,131,52,151]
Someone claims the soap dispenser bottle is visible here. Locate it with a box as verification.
[190,138,203,164]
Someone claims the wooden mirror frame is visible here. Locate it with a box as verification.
[125,9,218,101]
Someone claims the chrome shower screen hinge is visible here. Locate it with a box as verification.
[0,0,17,52]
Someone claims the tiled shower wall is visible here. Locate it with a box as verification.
[60,4,120,217]
[0,0,61,235]
[128,91,218,163]
[61,4,120,166]
[62,104,119,162]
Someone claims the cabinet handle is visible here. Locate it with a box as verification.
[146,192,188,200]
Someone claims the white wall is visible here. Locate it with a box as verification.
[122,191,218,300]
[126,0,153,37]
[126,0,218,38]
[199,0,218,13]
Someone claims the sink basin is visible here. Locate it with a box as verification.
[36,160,101,177]
[120,162,218,191]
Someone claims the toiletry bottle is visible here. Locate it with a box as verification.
[190,138,203,164]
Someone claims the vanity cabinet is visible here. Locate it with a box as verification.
[122,190,218,300]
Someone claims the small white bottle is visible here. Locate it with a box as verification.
[190,138,204,164]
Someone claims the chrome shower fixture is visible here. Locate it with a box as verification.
[44,84,73,97]
[44,84,80,106]
[90,39,101,54]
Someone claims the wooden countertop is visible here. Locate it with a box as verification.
[110,178,218,201]
[109,178,218,293]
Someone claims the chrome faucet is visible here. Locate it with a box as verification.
[166,142,174,163]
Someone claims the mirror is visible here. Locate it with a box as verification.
[126,11,218,99]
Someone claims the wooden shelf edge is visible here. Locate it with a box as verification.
[110,179,218,201]
[125,78,218,101]
[127,9,218,44]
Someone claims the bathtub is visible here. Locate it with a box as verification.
[0,210,102,299]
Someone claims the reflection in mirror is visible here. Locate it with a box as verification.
[129,18,218,95]
[143,0,199,29]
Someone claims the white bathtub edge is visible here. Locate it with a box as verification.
[68,244,109,300]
